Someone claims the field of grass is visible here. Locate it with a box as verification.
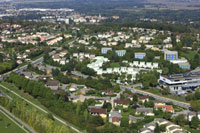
[110,63,120,68]
[0,110,26,133]
[180,51,198,60]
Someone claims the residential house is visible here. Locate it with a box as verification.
[129,115,144,124]
[155,105,174,113]
[138,96,149,103]
[114,99,130,108]
[140,121,156,133]
[89,108,107,118]
[46,80,60,90]
[109,111,122,126]
[154,118,183,133]
[21,72,33,79]
[136,108,154,116]
[52,55,61,62]
[100,90,114,95]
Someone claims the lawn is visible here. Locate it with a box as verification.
[180,51,198,60]
[0,110,26,133]
[110,63,120,68]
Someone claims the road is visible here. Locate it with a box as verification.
[0,106,34,133]
[1,48,58,79]
[121,84,190,108]
[0,84,82,133]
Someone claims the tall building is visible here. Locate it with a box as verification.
[135,52,146,59]
[101,47,112,54]
[178,62,191,70]
[164,50,178,61]
[115,50,126,56]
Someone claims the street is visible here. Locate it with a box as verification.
[121,85,190,108]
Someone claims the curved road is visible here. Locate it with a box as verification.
[121,85,190,108]
[0,84,82,133]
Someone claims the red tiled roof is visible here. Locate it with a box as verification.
[90,108,107,114]
[155,105,174,112]
[165,105,174,112]
[114,99,130,105]
[112,117,121,122]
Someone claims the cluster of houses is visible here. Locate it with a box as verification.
[140,118,184,133]
[72,52,96,61]
[77,93,178,129]
[47,36,63,45]
[87,56,161,81]
[52,50,69,65]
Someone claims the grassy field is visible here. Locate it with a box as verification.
[110,63,120,68]
[0,110,26,133]
[180,51,198,60]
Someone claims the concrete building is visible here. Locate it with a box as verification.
[101,47,112,54]
[164,50,178,61]
[135,52,146,59]
[178,62,191,70]
[115,50,126,57]
[159,71,200,93]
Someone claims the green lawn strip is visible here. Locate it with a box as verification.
[0,109,27,133]
[180,51,198,60]
[0,107,32,133]
[0,82,79,132]
[110,63,120,68]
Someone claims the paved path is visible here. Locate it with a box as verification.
[0,106,33,133]
[0,84,82,133]
[121,85,190,108]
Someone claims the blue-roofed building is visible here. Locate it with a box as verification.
[179,63,191,70]
[135,53,146,59]
[115,50,126,57]
[101,47,112,54]
[164,50,178,61]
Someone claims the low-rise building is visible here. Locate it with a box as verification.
[109,111,122,126]
[114,99,130,108]
[89,108,107,118]
[136,108,154,116]
[46,80,60,90]
[155,105,174,113]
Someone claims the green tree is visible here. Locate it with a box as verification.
[174,114,186,126]
[83,109,88,121]
[120,117,129,127]
[103,102,112,112]
[191,100,200,112]
[190,116,200,129]
[154,123,160,133]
